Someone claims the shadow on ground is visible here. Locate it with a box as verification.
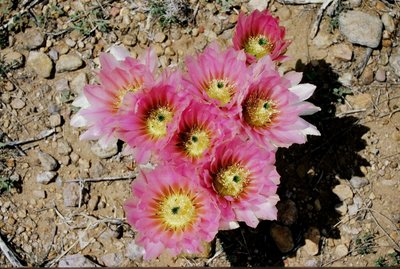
[218,60,370,266]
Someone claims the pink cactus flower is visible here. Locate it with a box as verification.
[202,138,280,230]
[124,165,220,259]
[233,9,290,64]
[118,82,189,164]
[160,101,235,166]
[70,46,157,148]
[239,56,321,149]
[184,43,249,115]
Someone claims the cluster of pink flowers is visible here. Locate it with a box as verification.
[71,10,320,259]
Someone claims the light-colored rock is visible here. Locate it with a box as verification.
[312,31,333,49]
[57,140,72,156]
[334,244,349,258]
[338,72,353,87]
[304,227,320,256]
[87,195,99,211]
[10,98,25,109]
[125,240,145,260]
[70,72,88,94]
[154,32,166,43]
[36,171,57,184]
[389,51,400,77]
[277,199,298,226]
[32,190,46,199]
[346,93,372,110]
[56,54,83,72]
[27,51,53,78]
[65,38,76,47]
[100,253,123,267]
[339,11,382,48]
[23,28,45,49]
[359,66,374,85]
[248,0,270,11]
[270,224,294,253]
[332,185,353,201]
[350,176,369,189]
[49,114,62,127]
[348,0,362,7]
[63,182,81,207]
[276,6,291,20]
[48,49,59,61]
[91,141,118,159]
[381,13,395,33]
[122,34,137,46]
[58,254,99,267]
[55,78,70,92]
[4,51,24,68]
[331,44,352,61]
[375,68,386,82]
[37,151,59,171]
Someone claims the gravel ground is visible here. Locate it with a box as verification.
[0,0,399,267]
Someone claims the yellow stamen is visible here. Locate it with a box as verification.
[213,164,250,198]
[146,106,174,138]
[205,79,235,105]
[244,35,274,59]
[243,95,279,128]
[157,193,196,230]
[113,81,143,111]
[181,127,211,158]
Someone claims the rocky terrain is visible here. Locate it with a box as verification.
[0,0,399,267]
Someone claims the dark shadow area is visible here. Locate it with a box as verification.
[218,60,370,266]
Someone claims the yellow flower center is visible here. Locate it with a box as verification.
[213,164,250,198]
[243,95,279,128]
[146,106,174,138]
[113,81,143,111]
[181,127,211,158]
[158,193,196,230]
[244,35,274,59]
[205,79,235,105]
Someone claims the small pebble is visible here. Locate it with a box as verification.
[32,190,46,199]
[335,244,349,258]
[36,171,57,184]
[49,114,62,127]
[11,98,26,109]
[37,151,59,171]
[350,176,369,189]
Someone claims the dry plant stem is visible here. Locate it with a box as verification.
[206,249,223,265]
[360,208,400,251]
[336,108,367,117]
[276,0,324,3]
[0,0,44,30]
[0,232,23,267]
[2,128,56,147]
[354,47,373,78]
[66,174,137,183]
[309,0,336,39]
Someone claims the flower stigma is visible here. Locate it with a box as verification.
[213,164,250,198]
[157,193,196,230]
[244,35,274,59]
[206,79,235,105]
[146,106,174,138]
[180,127,210,158]
[243,94,279,128]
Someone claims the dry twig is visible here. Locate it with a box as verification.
[276,0,324,3]
[0,128,56,147]
[309,0,336,39]
[0,232,23,267]
[66,174,137,183]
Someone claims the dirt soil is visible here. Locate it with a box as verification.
[0,0,400,267]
